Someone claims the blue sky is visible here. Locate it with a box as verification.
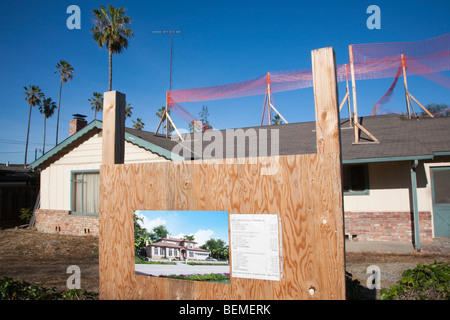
[135,210,229,246]
[0,0,449,164]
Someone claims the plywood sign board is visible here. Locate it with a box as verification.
[99,47,345,300]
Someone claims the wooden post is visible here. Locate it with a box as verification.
[349,45,359,143]
[165,93,169,138]
[102,91,125,165]
[401,54,412,119]
[345,64,352,127]
[311,47,341,154]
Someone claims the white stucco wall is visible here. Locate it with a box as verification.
[343,160,450,213]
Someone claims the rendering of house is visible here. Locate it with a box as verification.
[30,113,450,249]
[146,238,211,261]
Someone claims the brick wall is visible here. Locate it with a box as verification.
[34,209,433,242]
[35,209,99,237]
[344,211,432,242]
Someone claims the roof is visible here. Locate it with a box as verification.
[30,120,183,169]
[158,237,196,243]
[150,239,210,252]
[173,114,450,163]
[0,163,37,183]
[30,114,450,169]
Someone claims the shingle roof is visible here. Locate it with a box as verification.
[30,114,450,169]
[171,114,450,162]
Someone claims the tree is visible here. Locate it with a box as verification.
[132,118,145,130]
[38,97,56,154]
[91,4,134,91]
[201,238,228,260]
[420,103,450,118]
[89,92,103,120]
[24,85,43,165]
[152,225,169,240]
[134,214,152,257]
[55,60,74,145]
[272,114,282,125]
[199,105,210,130]
[125,103,133,119]
[182,234,195,241]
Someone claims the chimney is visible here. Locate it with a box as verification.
[70,114,87,136]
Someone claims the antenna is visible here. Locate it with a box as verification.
[152,30,182,138]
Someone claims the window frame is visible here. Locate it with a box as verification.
[70,169,100,215]
[343,164,370,196]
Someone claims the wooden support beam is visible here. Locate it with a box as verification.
[102,91,125,165]
[349,45,359,143]
[401,54,412,119]
[269,102,289,124]
[311,47,341,154]
[339,91,349,111]
[409,93,434,118]
[345,64,352,127]
[166,112,185,141]
[354,122,379,143]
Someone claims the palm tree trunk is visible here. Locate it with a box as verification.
[43,117,46,154]
[56,79,63,145]
[108,46,112,91]
[24,104,32,166]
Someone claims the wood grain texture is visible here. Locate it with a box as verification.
[102,91,126,165]
[311,47,341,154]
[99,47,345,300]
[99,153,345,300]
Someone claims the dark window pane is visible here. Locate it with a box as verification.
[350,166,366,191]
[433,169,450,205]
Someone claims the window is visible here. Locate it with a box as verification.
[343,165,369,195]
[71,170,100,214]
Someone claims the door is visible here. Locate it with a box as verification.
[431,167,450,237]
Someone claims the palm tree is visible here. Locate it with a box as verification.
[132,118,145,130]
[55,60,74,145]
[125,103,133,119]
[24,85,43,165]
[91,4,134,91]
[89,92,103,120]
[39,97,57,154]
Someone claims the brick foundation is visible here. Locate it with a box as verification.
[344,211,432,242]
[35,209,99,237]
[34,209,433,242]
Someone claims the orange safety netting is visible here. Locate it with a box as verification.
[166,34,449,124]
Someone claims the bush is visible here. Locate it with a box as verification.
[380,261,449,300]
[19,208,33,223]
[0,277,98,300]
[163,273,230,282]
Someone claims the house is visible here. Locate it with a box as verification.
[146,238,211,261]
[30,114,450,247]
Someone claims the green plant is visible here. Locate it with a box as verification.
[19,207,32,223]
[380,261,449,300]
[0,277,98,300]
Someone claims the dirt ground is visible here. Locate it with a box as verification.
[1,227,449,298]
